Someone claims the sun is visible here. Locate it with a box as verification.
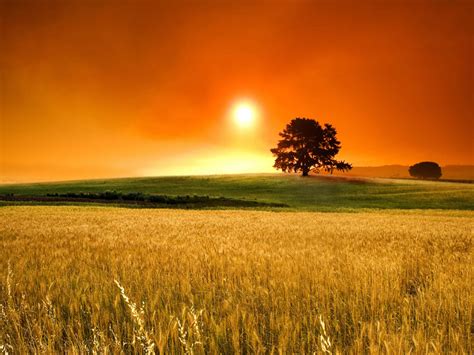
[232,101,257,128]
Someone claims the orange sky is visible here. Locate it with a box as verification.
[1,0,473,182]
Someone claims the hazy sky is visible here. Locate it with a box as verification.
[1,0,473,182]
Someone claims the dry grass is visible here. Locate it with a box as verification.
[0,206,472,353]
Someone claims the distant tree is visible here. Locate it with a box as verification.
[409,162,442,179]
[270,118,352,176]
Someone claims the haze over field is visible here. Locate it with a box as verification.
[330,165,474,180]
[1,0,473,182]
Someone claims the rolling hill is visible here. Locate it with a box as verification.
[1,173,472,211]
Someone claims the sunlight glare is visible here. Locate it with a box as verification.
[232,101,257,128]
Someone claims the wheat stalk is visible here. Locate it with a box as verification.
[176,305,203,354]
[114,280,155,353]
[318,314,333,354]
[6,261,12,303]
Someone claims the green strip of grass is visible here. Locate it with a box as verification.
[0,174,472,211]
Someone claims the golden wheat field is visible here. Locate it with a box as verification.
[0,206,472,354]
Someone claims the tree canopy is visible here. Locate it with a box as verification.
[270,118,352,176]
[409,162,442,179]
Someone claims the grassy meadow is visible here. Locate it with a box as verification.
[1,174,473,211]
[1,206,472,353]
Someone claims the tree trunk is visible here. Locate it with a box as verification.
[302,169,309,177]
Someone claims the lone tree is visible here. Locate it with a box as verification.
[409,162,442,179]
[271,117,352,176]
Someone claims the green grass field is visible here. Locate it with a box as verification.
[0,174,472,211]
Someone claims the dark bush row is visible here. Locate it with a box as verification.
[45,191,288,207]
[47,191,130,200]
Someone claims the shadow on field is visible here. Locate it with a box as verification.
[0,191,289,209]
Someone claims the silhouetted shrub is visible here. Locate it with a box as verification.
[122,192,145,201]
[409,162,442,180]
[148,195,168,203]
[100,191,120,200]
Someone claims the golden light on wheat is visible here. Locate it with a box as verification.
[0,206,472,353]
